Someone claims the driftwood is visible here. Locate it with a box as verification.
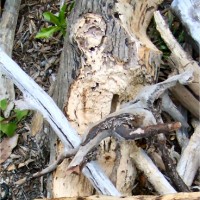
[50,0,164,197]
[0,46,195,195]
[171,0,200,51]
[0,49,121,196]
[1,0,199,199]
[0,0,21,115]
[154,11,200,118]
[34,192,200,200]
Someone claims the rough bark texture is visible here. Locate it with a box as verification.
[51,0,163,197]
[0,0,21,112]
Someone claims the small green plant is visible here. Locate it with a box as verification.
[35,2,75,39]
[0,99,29,137]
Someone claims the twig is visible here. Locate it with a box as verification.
[156,134,190,192]
[161,92,189,128]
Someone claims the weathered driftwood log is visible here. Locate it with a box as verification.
[0,0,21,115]
[0,34,194,198]
[171,0,200,51]
[0,49,121,196]
[1,1,197,198]
[154,11,200,118]
[34,192,200,200]
[11,68,192,196]
[51,0,164,197]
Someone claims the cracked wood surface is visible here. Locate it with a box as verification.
[51,0,163,197]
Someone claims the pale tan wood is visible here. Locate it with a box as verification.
[34,192,200,200]
[170,84,199,118]
[51,0,163,197]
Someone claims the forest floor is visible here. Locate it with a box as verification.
[0,0,199,200]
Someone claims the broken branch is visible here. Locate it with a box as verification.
[68,111,181,174]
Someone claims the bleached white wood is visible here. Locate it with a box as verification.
[176,119,200,186]
[0,48,121,196]
[130,143,177,195]
[171,0,200,50]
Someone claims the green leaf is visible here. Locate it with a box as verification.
[0,122,17,137]
[58,4,67,23]
[35,26,61,39]
[0,99,8,111]
[14,109,28,122]
[43,12,60,26]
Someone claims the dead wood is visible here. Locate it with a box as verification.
[0,0,21,114]
[1,0,199,198]
[51,0,164,196]
[0,49,121,196]
[68,120,181,174]
[154,11,200,118]
[1,42,194,195]
[34,192,200,200]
